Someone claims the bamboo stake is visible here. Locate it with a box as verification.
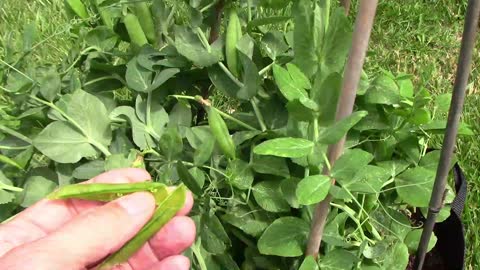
[305,0,378,258]
[414,0,480,269]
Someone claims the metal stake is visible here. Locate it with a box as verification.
[414,0,480,269]
[305,0,378,258]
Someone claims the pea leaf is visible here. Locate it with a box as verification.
[292,0,317,77]
[273,64,308,101]
[404,229,437,253]
[382,242,409,270]
[237,52,261,100]
[317,111,368,144]
[126,58,153,92]
[175,26,222,67]
[226,159,254,190]
[251,155,290,177]
[208,64,241,98]
[253,181,290,213]
[280,178,300,208]
[331,149,374,180]
[364,75,401,105]
[72,160,105,179]
[159,127,183,160]
[261,31,289,60]
[110,106,156,149]
[258,217,309,257]
[19,176,57,207]
[312,72,342,125]
[254,137,314,158]
[201,213,231,254]
[395,167,435,207]
[37,66,61,102]
[299,256,319,270]
[222,206,269,237]
[185,126,215,165]
[33,90,112,163]
[286,63,311,90]
[337,165,390,194]
[176,161,202,196]
[296,175,331,205]
[319,249,358,270]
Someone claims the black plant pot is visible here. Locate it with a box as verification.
[409,164,467,270]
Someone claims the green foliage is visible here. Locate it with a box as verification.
[0,0,473,269]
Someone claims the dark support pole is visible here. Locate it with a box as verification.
[305,0,378,258]
[340,0,351,15]
[414,0,480,269]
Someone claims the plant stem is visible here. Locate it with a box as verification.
[212,107,257,131]
[0,182,23,192]
[247,0,252,22]
[146,92,152,128]
[218,62,243,87]
[191,242,208,270]
[258,62,274,76]
[196,28,212,53]
[0,125,32,144]
[250,97,267,131]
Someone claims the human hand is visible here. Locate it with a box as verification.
[0,168,196,270]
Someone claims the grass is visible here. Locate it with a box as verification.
[0,0,479,268]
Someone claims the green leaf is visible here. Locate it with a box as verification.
[364,75,401,105]
[237,52,261,100]
[280,178,300,208]
[85,27,118,51]
[253,181,290,212]
[73,160,105,179]
[418,120,474,136]
[404,229,437,253]
[273,64,308,101]
[226,159,254,190]
[185,126,215,165]
[159,127,183,160]
[312,72,342,125]
[318,111,368,144]
[175,26,222,67]
[126,58,152,92]
[318,8,351,79]
[147,68,180,92]
[37,66,61,102]
[176,161,202,196]
[434,93,452,115]
[168,101,192,136]
[33,121,99,163]
[251,155,290,177]
[299,256,319,270]
[247,16,291,32]
[286,63,311,90]
[323,212,352,247]
[382,242,409,270]
[188,167,205,193]
[292,0,317,77]
[222,206,269,237]
[33,90,112,163]
[409,108,431,125]
[397,76,414,98]
[331,149,374,180]
[0,154,23,170]
[339,165,391,194]
[104,151,138,171]
[20,176,57,207]
[201,214,231,254]
[395,167,435,207]
[261,31,289,60]
[0,190,15,205]
[258,217,309,257]
[208,65,241,98]
[319,249,358,270]
[296,175,331,205]
[110,106,155,150]
[254,137,314,158]
[232,130,262,146]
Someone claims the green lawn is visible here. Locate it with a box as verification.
[1,0,479,268]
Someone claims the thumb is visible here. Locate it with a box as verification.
[0,192,155,270]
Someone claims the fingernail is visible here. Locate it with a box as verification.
[116,192,155,216]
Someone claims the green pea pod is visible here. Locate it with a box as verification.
[208,108,236,159]
[47,182,168,204]
[98,185,187,270]
[124,13,149,47]
[133,2,156,44]
[225,8,242,77]
[65,0,89,19]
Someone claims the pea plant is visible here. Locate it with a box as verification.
[0,0,473,269]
